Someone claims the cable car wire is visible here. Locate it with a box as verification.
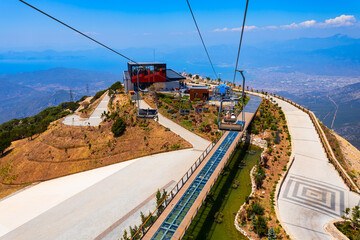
[18,0,136,63]
[233,0,249,85]
[186,0,218,80]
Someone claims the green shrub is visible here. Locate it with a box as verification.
[90,90,107,103]
[254,215,269,237]
[171,144,180,150]
[109,81,123,92]
[111,118,126,137]
[247,201,265,218]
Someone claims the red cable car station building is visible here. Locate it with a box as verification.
[123,62,185,93]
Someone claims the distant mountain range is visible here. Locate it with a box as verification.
[0,68,121,124]
[0,34,359,79]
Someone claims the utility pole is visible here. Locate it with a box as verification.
[69,89,74,102]
[86,83,89,95]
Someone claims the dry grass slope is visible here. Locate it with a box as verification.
[0,93,191,199]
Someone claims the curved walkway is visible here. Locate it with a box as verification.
[0,102,209,240]
[139,100,209,150]
[255,93,360,239]
[62,93,110,127]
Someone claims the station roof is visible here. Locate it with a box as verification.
[123,69,185,82]
[128,62,165,66]
[166,69,185,81]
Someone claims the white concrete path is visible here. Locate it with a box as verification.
[62,93,109,127]
[139,100,209,150]
[255,93,360,240]
[0,101,209,240]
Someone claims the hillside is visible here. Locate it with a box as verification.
[0,90,191,198]
[0,68,122,124]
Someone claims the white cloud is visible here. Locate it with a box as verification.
[213,14,357,32]
[213,27,229,32]
[299,20,317,27]
[213,26,257,32]
[263,25,278,30]
[281,20,317,29]
[280,22,298,29]
[324,15,356,27]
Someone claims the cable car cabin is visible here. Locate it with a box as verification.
[137,108,158,119]
[128,62,166,84]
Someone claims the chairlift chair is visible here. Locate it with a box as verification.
[217,69,247,131]
[194,101,203,113]
[179,99,191,115]
[217,98,244,131]
[137,108,158,119]
[202,101,210,112]
[135,67,159,119]
[178,90,191,115]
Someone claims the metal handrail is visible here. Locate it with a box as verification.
[130,134,222,239]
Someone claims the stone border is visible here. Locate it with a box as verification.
[234,165,256,240]
[274,154,296,240]
[324,219,350,240]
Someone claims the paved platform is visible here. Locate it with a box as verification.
[62,93,109,127]
[0,100,209,240]
[252,93,360,240]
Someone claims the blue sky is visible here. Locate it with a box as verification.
[1,0,359,51]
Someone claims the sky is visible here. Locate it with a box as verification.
[1,0,360,52]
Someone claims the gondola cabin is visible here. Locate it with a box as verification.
[128,62,166,83]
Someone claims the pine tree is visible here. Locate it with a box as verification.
[268,227,276,240]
